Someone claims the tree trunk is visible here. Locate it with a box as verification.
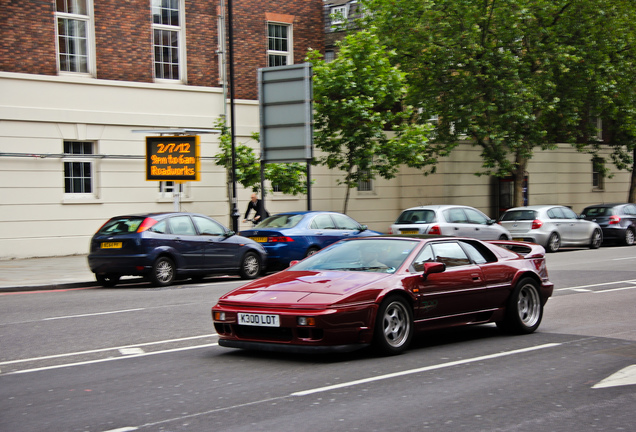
[513,152,529,207]
[629,147,636,203]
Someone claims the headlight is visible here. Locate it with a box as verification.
[297,317,316,326]
[213,311,226,321]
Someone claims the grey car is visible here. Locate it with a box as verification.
[498,205,602,252]
[389,205,511,240]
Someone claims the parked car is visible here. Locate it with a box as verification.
[498,205,602,252]
[238,211,382,270]
[581,203,636,246]
[88,212,267,287]
[212,236,553,355]
[388,205,511,240]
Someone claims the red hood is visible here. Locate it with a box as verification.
[218,270,392,307]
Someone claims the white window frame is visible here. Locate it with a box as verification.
[267,22,293,67]
[151,0,186,82]
[55,0,95,76]
[63,140,99,201]
[330,5,348,26]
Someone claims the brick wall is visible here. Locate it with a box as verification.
[1,0,324,100]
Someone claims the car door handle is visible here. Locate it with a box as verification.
[454,227,459,230]
[471,274,481,282]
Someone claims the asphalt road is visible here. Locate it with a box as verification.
[1,246,635,432]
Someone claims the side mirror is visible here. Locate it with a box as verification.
[421,262,445,279]
[359,225,368,232]
[289,260,300,267]
[225,230,235,237]
[487,219,496,225]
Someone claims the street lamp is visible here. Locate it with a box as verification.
[227,0,240,232]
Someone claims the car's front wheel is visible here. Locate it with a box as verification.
[623,227,635,246]
[373,296,413,355]
[497,277,543,334]
[150,256,175,287]
[546,232,560,253]
[589,228,602,249]
[239,251,261,279]
[96,274,120,287]
[305,246,320,257]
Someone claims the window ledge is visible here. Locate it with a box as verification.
[61,197,103,204]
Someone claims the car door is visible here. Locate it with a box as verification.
[167,215,207,269]
[560,206,590,244]
[463,207,495,239]
[545,207,570,243]
[192,215,238,270]
[308,214,342,249]
[410,241,486,321]
[332,213,366,239]
[442,208,471,237]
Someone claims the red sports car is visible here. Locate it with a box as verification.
[212,236,554,355]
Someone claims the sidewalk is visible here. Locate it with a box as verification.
[0,255,97,292]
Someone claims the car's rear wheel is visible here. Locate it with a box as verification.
[150,256,175,287]
[373,296,413,355]
[623,227,635,246]
[498,234,508,240]
[305,246,320,257]
[497,277,543,334]
[589,228,602,249]
[96,274,120,287]
[546,232,560,252]
[239,252,261,279]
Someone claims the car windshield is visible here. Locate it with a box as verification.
[290,238,419,273]
[582,207,613,217]
[255,214,304,229]
[98,217,145,234]
[500,210,536,221]
[396,209,436,224]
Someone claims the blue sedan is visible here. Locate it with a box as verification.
[239,211,382,269]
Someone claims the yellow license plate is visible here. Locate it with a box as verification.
[401,230,419,234]
[101,242,122,249]
[251,237,268,243]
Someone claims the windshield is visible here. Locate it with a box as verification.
[290,238,419,273]
[396,209,436,224]
[255,214,304,229]
[98,217,145,235]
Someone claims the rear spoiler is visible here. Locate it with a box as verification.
[488,240,546,259]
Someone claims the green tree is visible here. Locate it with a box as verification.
[307,29,438,214]
[362,0,636,206]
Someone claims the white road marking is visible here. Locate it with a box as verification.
[119,348,145,355]
[42,308,146,320]
[0,334,217,366]
[3,343,219,375]
[593,365,636,389]
[557,279,636,293]
[291,343,561,397]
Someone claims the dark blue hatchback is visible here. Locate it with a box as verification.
[88,212,267,287]
[238,211,382,269]
[581,203,636,246]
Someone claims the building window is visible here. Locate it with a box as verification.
[159,181,183,197]
[55,0,93,74]
[152,0,184,81]
[357,170,373,192]
[268,23,292,67]
[330,5,348,26]
[324,50,335,63]
[64,141,94,194]
[592,157,605,190]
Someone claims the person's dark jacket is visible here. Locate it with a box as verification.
[244,199,269,221]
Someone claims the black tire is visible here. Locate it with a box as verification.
[546,232,560,253]
[239,251,261,279]
[373,295,413,355]
[498,234,509,240]
[96,274,120,287]
[150,256,175,287]
[589,228,602,249]
[622,227,635,246]
[305,246,320,257]
[497,277,543,334]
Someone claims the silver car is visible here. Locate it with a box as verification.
[389,205,511,240]
[498,205,602,252]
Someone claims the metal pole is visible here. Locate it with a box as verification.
[227,0,240,232]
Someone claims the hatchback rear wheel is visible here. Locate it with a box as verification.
[623,227,635,246]
[150,256,175,286]
[546,232,560,253]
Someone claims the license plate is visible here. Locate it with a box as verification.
[401,230,419,234]
[251,237,268,243]
[238,313,280,327]
[101,242,122,249]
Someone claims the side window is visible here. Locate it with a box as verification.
[412,245,434,272]
[464,208,489,224]
[332,214,359,230]
[267,23,292,67]
[625,205,636,215]
[431,242,471,267]
[561,207,578,219]
[193,216,225,236]
[459,241,497,264]
[169,215,196,235]
[55,0,94,75]
[310,214,336,230]
[446,208,468,223]
[63,141,95,196]
[547,207,565,219]
[149,220,168,234]
[152,0,185,81]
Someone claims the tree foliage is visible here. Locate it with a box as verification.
[307,29,438,213]
[362,0,636,205]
